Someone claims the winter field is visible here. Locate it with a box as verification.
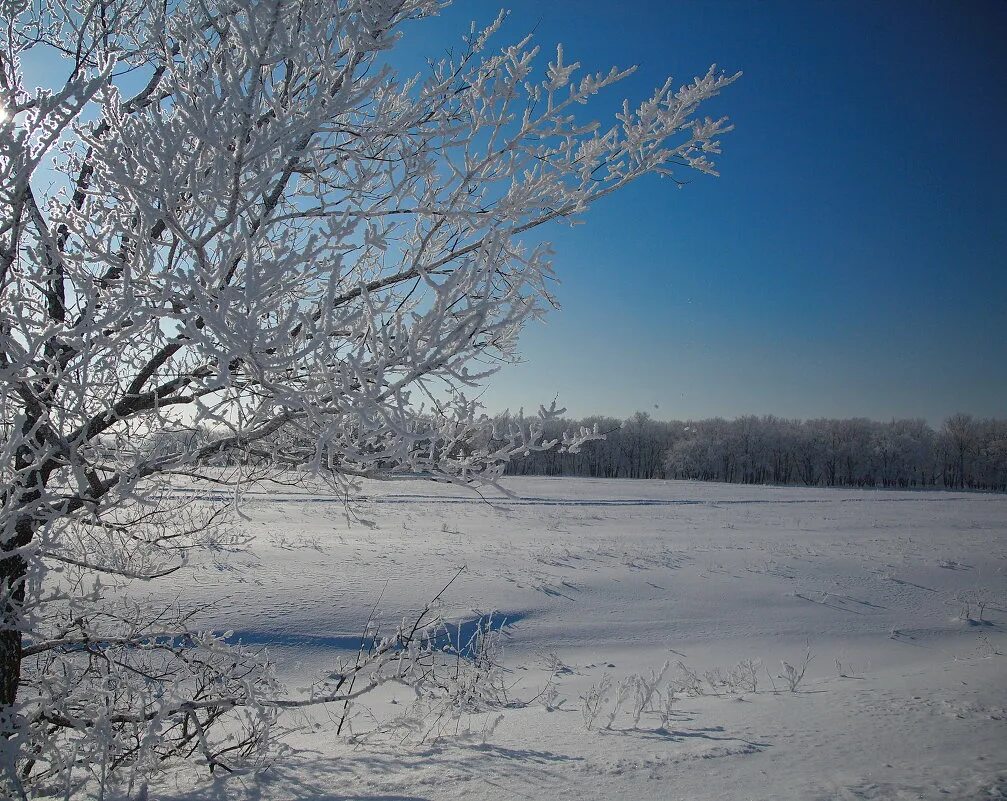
[153,478,1007,801]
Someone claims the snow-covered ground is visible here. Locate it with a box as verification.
[156,478,1007,801]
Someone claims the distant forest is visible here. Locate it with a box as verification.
[504,413,1007,492]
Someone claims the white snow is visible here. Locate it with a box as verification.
[153,478,1007,800]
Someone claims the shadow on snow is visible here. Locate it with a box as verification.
[225,611,529,659]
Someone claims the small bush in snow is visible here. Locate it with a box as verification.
[581,675,614,731]
[949,588,1004,623]
[779,647,814,692]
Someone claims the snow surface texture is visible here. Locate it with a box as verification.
[154,479,1007,801]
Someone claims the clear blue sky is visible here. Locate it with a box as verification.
[22,2,1006,424]
[398,1,1007,424]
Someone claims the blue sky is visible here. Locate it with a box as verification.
[20,1,1005,424]
[395,1,1006,423]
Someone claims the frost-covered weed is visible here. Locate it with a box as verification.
[975,631,1002,658]
[780,647,814,692]
[578,650,822,733]
[675,661,705,696]
[631,662,671,726]
[703,667,728,695]
[834,656,858,679]
[656,686,680,730]
[581,675,613,731]
[345,613,514,746]
[728,658,761,693]
[531,653,571,712]
[949,588,1005,623]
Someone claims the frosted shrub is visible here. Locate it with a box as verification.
[532,653,571,712]
[657,686,680,730]
[950,588,1004,623]
[834,656,858,679]
[581,651,816,734]
[444,615,512,711]
[600,677,637,731]
[779,647,814,693]
[341,612,514,745]
[581,675,613,731]
[631,662,671,726]
[675,661,706,696]
[727,658,761,694]
[581,662,671,731]
[975,631,1002,659]
[703,667,729,695]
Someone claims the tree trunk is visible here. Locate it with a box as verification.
[0,548,26,709]
[0,528,28,800]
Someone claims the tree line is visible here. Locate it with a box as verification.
[503,412,1007,491]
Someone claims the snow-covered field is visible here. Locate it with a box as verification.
[156,478,1007,801]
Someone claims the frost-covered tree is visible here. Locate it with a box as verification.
[942,413,979,490]
[509,412,1005,491]
[0,0,737,794]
